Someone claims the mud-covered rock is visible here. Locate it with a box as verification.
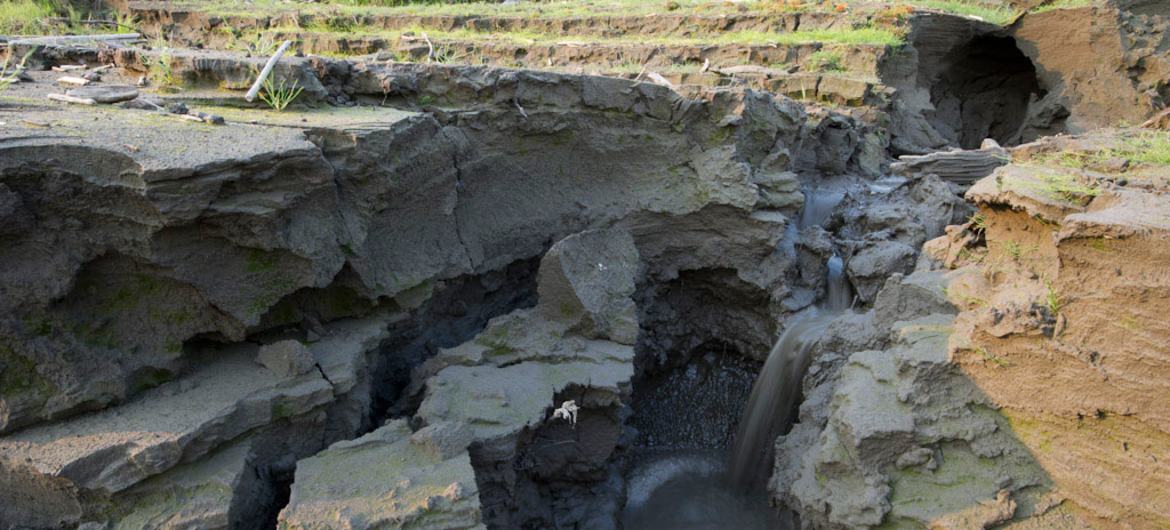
[279,419,482,530]
[0,62,804,438]
[257,340,316,378]
[537,228,639,346]
[846,239,918,303]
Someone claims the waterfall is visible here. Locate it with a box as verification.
[799,189,844,229]
[728,255,851,489]
[825,254,851,312]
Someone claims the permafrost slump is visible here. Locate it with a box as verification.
[1,2,1168,529]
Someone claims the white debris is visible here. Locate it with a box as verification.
[552,400,579,426]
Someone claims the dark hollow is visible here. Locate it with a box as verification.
[930,35,1044,149]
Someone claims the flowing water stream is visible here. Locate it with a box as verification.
[623,188,852,528]
[728,256,850,489]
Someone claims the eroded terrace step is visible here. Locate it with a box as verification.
[127,0,904,42]
[298,33,885,73]
[98,43,887,109]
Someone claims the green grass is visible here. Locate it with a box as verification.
[1111,132,1170,167]
[1044,281,1063,315]
[263,23,902,49]
[0,51,32,92]
[1035,132,1170,171]
[1028,173,1102,204]
[143,37,179,91]
[195,0,1031,24]
[204,0,772,19]
[975,346,1010,368]
[968,212,989,233]
[0,0,56,34]
[1031,0,1094,13]
[0,0,128,35]
[902,0,1014,23]
[259,75,304,112]
[806,50,844,72]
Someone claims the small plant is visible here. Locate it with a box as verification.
[0,51,32,92]
[1041,174,1101,203]
[1001,240,1028,261]
[1087,238,1112,252]
[806,50,844,72]
[259,75,303,112]
[416,94,435,106]
[975,346,1010,368]
[968,212,989,233]
[1116,315,1140,332]
[429,44,462,64]
[112,10,138,33]
[1044,281,1063,315]
[236,32,279,57]
[144,36,178,91]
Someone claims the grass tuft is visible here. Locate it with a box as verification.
[143,37,179,91]
[0,51,32,92]
[259,75,304,112]
[1045,281,1063,315]
[0,0,56,35]
[806,50,844,72]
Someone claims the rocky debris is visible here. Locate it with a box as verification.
[775,131,1169,529]
[0,343,332,527]
[282,228,643,529]
[278,420,482,530]
[845,239,918,303]
[830,173,972,304]
[257,339,317,378]
[94,436,264,530]
[890,139,1010,186]
[0,107,345,435]
[0,312,395,529]
[87,408,347,530]
[773,296,1051,529]
[751,170,804,211]
[0,61,814,437]
[536,229,640,346]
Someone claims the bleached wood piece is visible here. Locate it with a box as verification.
[244,40,292,103]
[47,93,96,105]
[56,76,91,86]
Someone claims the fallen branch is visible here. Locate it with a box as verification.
[422,32,435,61]
[244,40,292,103]
[47,93,96,105]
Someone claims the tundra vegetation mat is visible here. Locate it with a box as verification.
[0,0,1168,529]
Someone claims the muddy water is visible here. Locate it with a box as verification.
[799,188,844,228]
[625,188,852,527]
[622,452,778,530]
[729,254,851,489]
